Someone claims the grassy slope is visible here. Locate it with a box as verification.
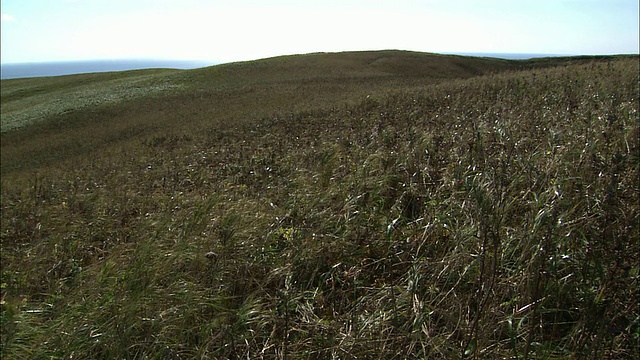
[1,51,638,358]
[0,69,182,132]
[1,51,524,177]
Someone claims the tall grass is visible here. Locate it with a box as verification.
[1,54,638,358]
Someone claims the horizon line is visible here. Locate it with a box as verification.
[4,50,639,66]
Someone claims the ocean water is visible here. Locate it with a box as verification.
[0,59,217,80]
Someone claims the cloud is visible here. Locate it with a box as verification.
[1,14,15,22]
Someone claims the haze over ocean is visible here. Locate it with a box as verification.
[0,59,216,79]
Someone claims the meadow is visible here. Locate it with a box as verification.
[1,50,638,358]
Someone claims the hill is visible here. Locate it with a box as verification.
[1,50,639,358]
[3,50,631,176]
[2,50,521,176]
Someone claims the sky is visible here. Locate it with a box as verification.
[1,0,639,64]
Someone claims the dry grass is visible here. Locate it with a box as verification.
[1,51,638,359]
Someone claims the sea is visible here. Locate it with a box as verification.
[0,54,564,80]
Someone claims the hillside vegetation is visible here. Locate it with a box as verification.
[1,51,638,358]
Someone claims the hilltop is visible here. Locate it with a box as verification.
[2,50,632,175]
[1,50,638,358]
[2,50,523,174]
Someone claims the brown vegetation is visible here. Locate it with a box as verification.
[1,51,638,358]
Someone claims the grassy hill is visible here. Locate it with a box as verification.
[1,50,523,176]
[1,50,638,358]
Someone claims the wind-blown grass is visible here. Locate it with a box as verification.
[0,69,184,133]
[1,51,638,359]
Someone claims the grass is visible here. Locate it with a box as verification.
[0,69,183,133]
[1,50,639,358]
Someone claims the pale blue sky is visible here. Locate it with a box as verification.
[1,0,638,64]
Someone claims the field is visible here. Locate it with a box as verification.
[1,50,638,358]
